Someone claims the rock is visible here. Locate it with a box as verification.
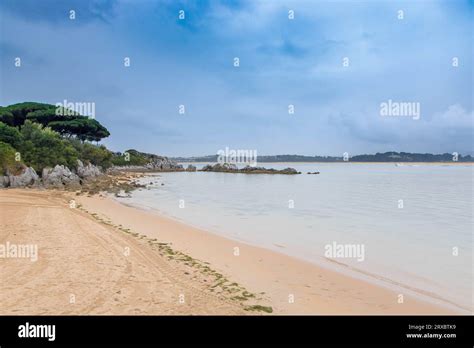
[240,165,271,173]
[42,165,81,189]
[77,160,102,179]
[186,165,197,172]
[201,164,214,171]
[111,155,184,172]
[201,163,238,172]
[307,171,320,175]
[151,156,184,171]
[200,163,300,175]
[8,167,40,187]
[280,167,300,174]
[1,176,10,188]
[115,190,131,198]
[222,163,238,171]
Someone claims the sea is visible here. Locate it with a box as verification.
[121,162,473,312]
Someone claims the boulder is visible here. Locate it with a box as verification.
[280,167,299,174]
[201,163,238,172]
[112,155,184,172]
[222,163,238,171]
[115,190,131,198]
[151,156,184,171]
[77,160,102,179]
[0,176,10,188]
[8,167,40,188]
[240,165,269,173]
[186,164,197,172]
[42,165,81,189]
[201,164,214,171]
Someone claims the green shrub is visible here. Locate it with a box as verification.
[111,149,149,166]
[70,139,113,169]
[0,107,15,126]
[18,121,78,173]
[0,122,22,148]
[0,141,23,176]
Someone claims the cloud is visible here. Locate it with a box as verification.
[0,0,118,24]
[429,104,473,128]
[0,0,472,156]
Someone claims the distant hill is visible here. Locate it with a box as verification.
[172,152,473,163]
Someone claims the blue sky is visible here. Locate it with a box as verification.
[0,0,472,156]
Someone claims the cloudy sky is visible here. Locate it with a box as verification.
[0,0,472,156]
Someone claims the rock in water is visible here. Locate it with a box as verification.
[201,163,238,172]
[186,165,197,172]
[115,190,131,198]
[8,167,40,187]
[200,163,300,174]
[280,168,299,174]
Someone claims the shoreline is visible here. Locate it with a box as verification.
[75,192,465,314]
[119,196,469,313]
[0,188,467,315]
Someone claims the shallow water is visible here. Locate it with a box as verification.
[125,162,473,311]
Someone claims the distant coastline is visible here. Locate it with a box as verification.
[172,152,474,163]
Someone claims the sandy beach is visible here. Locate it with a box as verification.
[0,188,460,315]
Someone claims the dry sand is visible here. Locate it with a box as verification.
[0,189,459,315]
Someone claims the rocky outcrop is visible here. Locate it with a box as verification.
[8,167,40,187]
[240,166,300,174]
[186,164,197,172]
[1,176,10,188]
[42,165,81,189]
[279,167,300,174]
[201,163,238,172]
[0,160,129,192]
[149,156,184,171]
[200,163,300,174]
[112,156,184,172]
[77,160,102,179]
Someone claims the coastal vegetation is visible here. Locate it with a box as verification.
[0,102,185,191]
[0,102,110,142]
[0,102,112,174]
[110,149,154,166]
[0,141,22,176]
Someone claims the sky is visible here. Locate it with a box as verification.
[0,0,472,156]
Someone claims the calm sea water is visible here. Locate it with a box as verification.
[123,163,473,312]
